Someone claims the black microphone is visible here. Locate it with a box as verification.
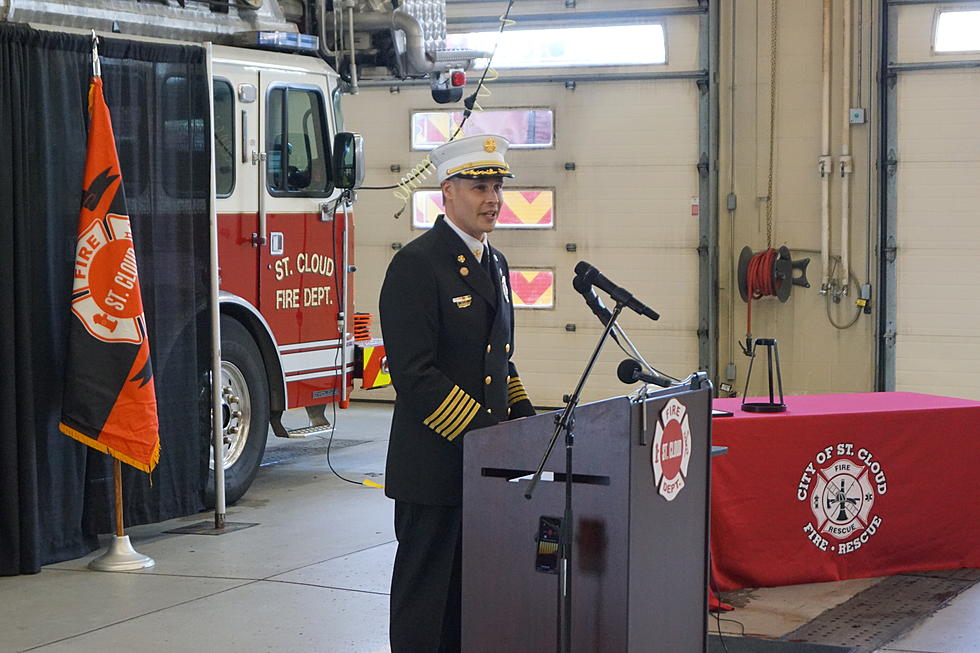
[572,274,613,326]
[616,358,672,388]
[574,261,660,321]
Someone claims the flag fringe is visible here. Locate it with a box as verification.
[59,422,160,474]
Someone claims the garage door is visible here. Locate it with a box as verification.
[345,5,707,406]
[887,4,980,400]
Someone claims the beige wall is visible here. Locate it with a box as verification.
[718,0,878,398]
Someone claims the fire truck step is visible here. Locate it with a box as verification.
[281,424,336,439]
[305,403,330,427]
[270,405,333,439]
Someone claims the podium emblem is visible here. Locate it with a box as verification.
[652,398,692,501]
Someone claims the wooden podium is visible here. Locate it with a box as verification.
[462,381,712,652]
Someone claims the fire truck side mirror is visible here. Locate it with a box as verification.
[333,132,364,190]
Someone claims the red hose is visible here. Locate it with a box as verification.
[746,248,778,337]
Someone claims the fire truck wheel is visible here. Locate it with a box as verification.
[206,316,270,506]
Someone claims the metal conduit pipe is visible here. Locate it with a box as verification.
[862,0,874,288]
[347,3,358,93]
[357,70,708,86]
[840,0,854,296]
[819,0,833,294]
[316,0,337,60]
[342,9,434,75]
[205,43,226,527]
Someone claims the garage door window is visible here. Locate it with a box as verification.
[935,10,980,53]
[412,108,553,150]
[413,188,554,230]
[447,24,666,69]
[509,269,555,309]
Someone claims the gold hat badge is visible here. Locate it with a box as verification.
[483,137,497,153]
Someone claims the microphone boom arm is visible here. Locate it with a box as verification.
[610,321,661,380]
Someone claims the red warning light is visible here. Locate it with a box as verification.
[451,71,466,87]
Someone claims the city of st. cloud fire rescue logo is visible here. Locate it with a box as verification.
[70,212,146,345]
[798,444,887,555]
[651,397,692,501]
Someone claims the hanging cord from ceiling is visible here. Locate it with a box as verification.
[358,0,518,221]
[736,0,779,358]
[764,0,778,250]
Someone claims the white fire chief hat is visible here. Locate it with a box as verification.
[430,134,515,183]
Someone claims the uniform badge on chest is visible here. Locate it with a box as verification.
[452,294,473,309]
[500,271,510,303]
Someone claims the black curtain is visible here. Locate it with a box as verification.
[0,24,211,575]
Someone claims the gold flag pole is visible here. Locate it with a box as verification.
[114,459,124,537]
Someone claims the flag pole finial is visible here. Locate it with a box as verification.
[91,30,101,77]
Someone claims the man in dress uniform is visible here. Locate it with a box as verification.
[380,134,535,652]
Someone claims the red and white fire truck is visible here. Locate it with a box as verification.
[4,0,475,503]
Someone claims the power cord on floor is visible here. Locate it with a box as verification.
[325,391,361,486]
[324,346,384,488]
[710,567,746,652]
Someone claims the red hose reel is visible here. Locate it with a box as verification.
[737,245,811,303]
[737,246,812,360]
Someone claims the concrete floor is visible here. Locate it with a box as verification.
[0,402,976,652]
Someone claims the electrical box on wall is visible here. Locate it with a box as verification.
[849,108,866,124]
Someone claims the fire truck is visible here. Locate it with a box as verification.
[3,0,477,503]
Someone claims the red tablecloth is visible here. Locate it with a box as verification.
[710,392,980,591]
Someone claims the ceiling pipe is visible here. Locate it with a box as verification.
[344,9,434,76]
[347,1,358,93]
[316,0,337,59]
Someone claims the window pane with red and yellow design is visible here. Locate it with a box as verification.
[412,189,554,230]
[411,108,554,150]
[509,268,554,310]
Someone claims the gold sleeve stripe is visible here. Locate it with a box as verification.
[437,395,478,437]
[446,401,481,441]
[431,393,475,434]
[508,377,528,405]
[424,386,464,428]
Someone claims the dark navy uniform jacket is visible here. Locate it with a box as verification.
[380,215,535,506]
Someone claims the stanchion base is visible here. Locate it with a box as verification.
[88,535,155,571]
[741,402,787,413]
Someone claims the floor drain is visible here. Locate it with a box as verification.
[261,438,368,467]
[783,572,978,652]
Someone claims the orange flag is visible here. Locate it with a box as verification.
[59,75,160,473]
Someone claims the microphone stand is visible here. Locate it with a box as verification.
[524,300,626,653]
[610,321,662,380]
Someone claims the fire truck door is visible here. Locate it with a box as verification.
[257,71,344,376]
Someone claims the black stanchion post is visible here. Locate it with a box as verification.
[524,301,626,653]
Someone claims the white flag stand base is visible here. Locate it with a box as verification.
[88,535,155,572]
